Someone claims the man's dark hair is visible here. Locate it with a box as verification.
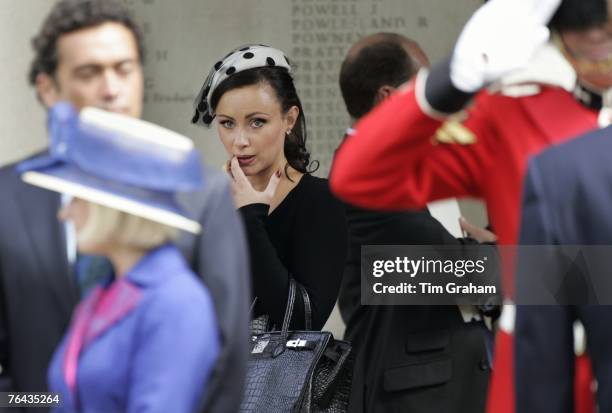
[339,33,418,119]
[551,0,608,31]
[28,0,144,85]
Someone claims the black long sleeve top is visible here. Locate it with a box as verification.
[239,174,348,330]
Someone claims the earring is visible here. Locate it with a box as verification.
[286,129,292,136]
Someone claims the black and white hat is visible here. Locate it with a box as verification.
[191,44,292,127]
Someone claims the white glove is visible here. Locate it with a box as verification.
[451,0,562,93]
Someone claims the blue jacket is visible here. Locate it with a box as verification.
[516,126,612,413]
[48,244,220,413]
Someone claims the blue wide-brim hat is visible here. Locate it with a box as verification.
[18,102,203,234]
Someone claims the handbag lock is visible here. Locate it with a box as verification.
[286,339,307,348]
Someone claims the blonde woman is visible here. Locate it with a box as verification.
[18,103,219,413]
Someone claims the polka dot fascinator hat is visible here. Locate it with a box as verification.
[191,44,292,127]
[18,102,204,234]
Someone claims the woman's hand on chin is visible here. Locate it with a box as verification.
[226,156,281,209]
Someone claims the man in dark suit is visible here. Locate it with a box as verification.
[0,1,250,412]
[335,32,494,413]
[517,125,612,412]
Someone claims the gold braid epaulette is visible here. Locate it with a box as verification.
[432,114,476,145]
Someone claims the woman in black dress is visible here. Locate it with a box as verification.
[192,44,347,330]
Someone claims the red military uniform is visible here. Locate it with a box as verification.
[331,73,598,413]
[331,80,596,246]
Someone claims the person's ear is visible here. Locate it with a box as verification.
[35,73,60,108]
[284,105,300,131]
[374,85,397,106]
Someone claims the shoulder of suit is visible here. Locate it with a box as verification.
[0,150,49,180]
[202,163,230,189]
[530,135,598,188]
[200,164,235,206]
[0,160,21,185]
[0,158,20,173]
[542,126,609,164]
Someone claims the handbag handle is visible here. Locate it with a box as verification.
[250,278,313,343]
[297,282,312,330]
[279,279,297,344]
[277,279,313,352]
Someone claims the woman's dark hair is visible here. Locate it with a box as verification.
[210,66,317,176]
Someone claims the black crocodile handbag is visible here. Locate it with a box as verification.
[241,279,353,412]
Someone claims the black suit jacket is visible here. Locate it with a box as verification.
[0,157,250,413]
[0,161,76,398]
[339,205,490,413]
[516,126,612,413]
